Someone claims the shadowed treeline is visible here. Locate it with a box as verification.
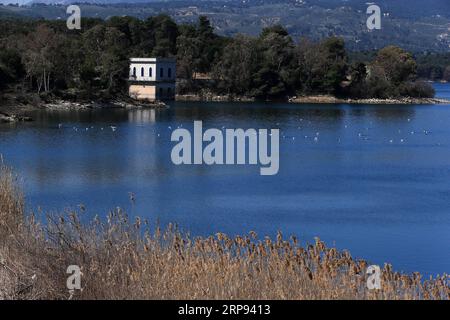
[0,15,436,105]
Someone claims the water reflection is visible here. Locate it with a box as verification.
[128,109,156,123]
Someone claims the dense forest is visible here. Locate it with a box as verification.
[0,15,441,103]
[416,53,450,82]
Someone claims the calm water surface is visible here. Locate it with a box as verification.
[1,84,450,276]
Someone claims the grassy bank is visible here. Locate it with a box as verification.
[0,164,448,300]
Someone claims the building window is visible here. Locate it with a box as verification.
[141,67,144,77]
[149,67,152,77]
[160,68,164,78]
[167,87,172,96]
[168,68,172,78]
[159,88,163,97]
[133,67,136,77]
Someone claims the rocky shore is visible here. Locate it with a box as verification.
[0,96,167,123]
[176,93,450,105]
[2,93,449,124]
[42,99,167,111]
[288,95,450,105]
[176,93,255,102]
[0,112,33,123]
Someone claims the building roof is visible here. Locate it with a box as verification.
[130,57,176,63]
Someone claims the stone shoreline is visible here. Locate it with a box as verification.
[0,112,33,123]
[2,94,449,123]
[289,95,450,105]
[176,94,450,105]
[42,99,167,111]
[0,98,167,123]
[176,94,255,102]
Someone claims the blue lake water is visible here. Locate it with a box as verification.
[1,84,450,277]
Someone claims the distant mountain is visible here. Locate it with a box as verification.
[1,0,450,52]
[19,0,450,17]
[6,0,450,19]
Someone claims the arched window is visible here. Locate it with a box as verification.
[149,67,153,77]
[160,68,164,78]
[141,67,144,77]
[168,68,172,78]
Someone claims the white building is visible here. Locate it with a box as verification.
[128,58,176,101]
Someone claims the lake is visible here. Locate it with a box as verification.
[1,84,450,277]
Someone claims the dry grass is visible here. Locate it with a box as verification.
[0,163,449,300]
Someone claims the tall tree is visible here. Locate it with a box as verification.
[21,24,64,94]
[212,35,259,96]
[373,46,417,85]
[149,14,179,57]
[296,37,348,95]
[82,24,129,94]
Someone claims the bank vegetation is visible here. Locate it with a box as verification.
[0,164,448,300]
[0,15,440,111]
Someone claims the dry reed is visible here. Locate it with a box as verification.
[0,163,448,300]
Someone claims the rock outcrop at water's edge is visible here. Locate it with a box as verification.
[2,93,449,123]
[0,112,32,123]
[288,95,450,105]
[42,99,167,111]
[176,93,255,102]
[176,93,450,105]
[0,95,168,122]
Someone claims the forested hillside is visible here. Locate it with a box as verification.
[1,0,449,52]
[0,15,436,103]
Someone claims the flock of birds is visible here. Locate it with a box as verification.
[55,117,437,145]
[275,118,435,145]
[59,124,117,132]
